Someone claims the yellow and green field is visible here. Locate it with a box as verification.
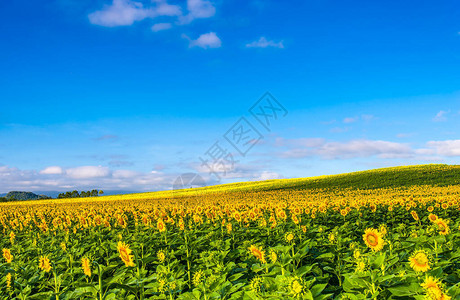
[1,164,460,299]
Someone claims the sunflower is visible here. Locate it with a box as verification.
[291,214,300,224]
[428,213,438,222]
[328,232,336,243]
[285,232,295,243]
[250,276,263,293]
[411,210,419,221]
[269,250,277,263]
[157,219,166,233]
[6,273,11,289]
[2,248,13,263]
[421,276,440,290]
[355,260,366,273]
[117,241,135,267]
[421,276,451,300]
[192,270,204,286]
[39,256,52,272]
[81,257,91,277]
[434,218,450,235]
[409,250,430,272]
[288,276,305,297]
[9,232,15,245]
[157,250,166,262]
[379,224,388,236]
[226,222,232,233]
[427,206,434,212]
[248,245,266,264]
[363,228,384,252]
[370,204,377,213]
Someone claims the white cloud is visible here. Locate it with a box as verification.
[246,37,284,49]
[426,140,460,156]
[0,164,177,193]
[112,169,140,178]
[184,32,221,49]
[66,166,111,179]
[279,139,412,159]
[179,0,216,24]
[343,117,358,124]
[433,110,450,122]
[254,171,283,181]
[88,0,181,27]
[152,22,172,32]
[40,166,63,175]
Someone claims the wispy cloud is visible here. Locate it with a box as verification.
[66,166,111,179]
[278,138,412,159]
[183,32,222,49]
[88,0,181,27]
[343,117,358,124]
[151,22,172,32]
[246,37,284,49]
[178,0,216,24]
[432,110,450,122]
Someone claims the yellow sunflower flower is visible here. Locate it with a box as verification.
[117,241,135,267]
[248,245,266,264]
[363,228,384,252]
[409,250,430,272]
[39,256,52,272]
[2,248,13,263]
[81,257,91,277]
[434,218,449,235]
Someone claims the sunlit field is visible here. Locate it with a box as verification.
[1,165,460,299]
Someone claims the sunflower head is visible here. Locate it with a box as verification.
[428,213,438,222]
[250,276,263,293]
[355,260,366,273]
[285,232,295,243]
[5,273,12,289]
[39,256,52,272]
[117,241,135,267]
[157,219,166,233]
[379,224,388,236]
[288,276,306,297]
[2,248,13,263]
[81,257,91,277]
[363,228,384,252]
[157,250,166,262]
[248,245,266,264]
[192,270,205,286]
[269,250,277,263]
[434,218,450,235]
[421,276,451,300]
[409,250,430,272]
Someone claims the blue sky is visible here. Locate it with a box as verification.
[0,0,460,193]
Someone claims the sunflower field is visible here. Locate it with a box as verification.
[1,165,460,299]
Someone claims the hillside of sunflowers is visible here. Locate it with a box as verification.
[1,164,460,299]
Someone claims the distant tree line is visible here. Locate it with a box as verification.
[57,189,104,199]
[0,191,51,202]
